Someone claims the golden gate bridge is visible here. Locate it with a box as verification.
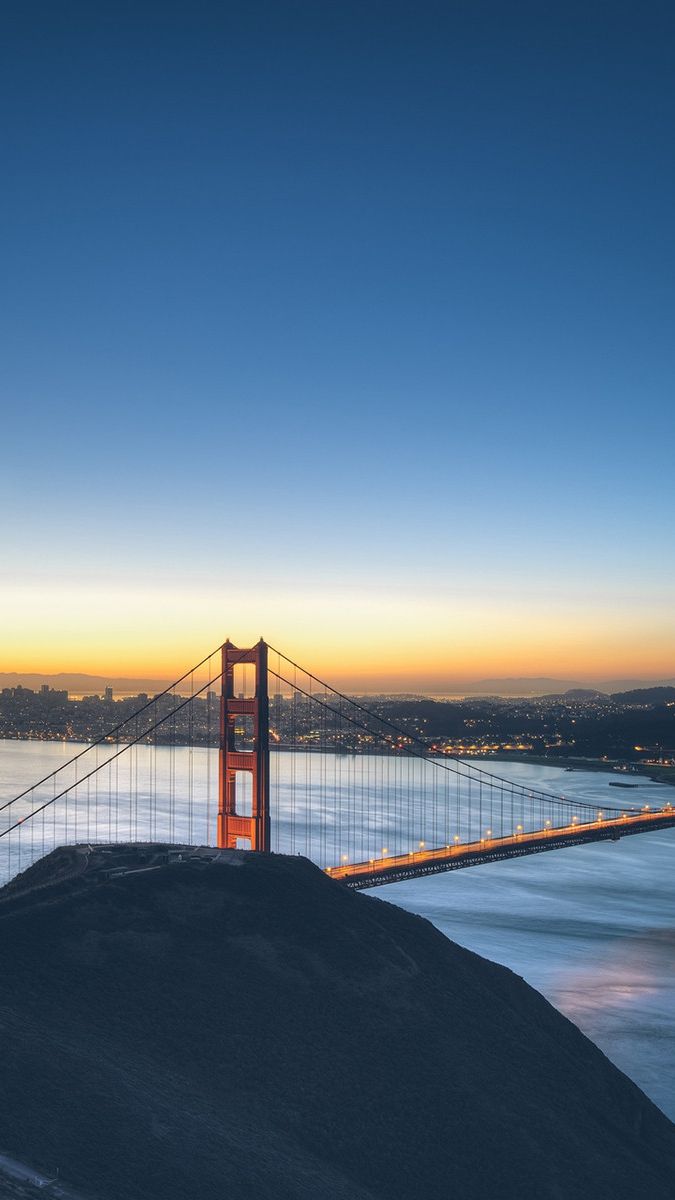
[1,639,674,889]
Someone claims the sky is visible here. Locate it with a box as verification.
[2,0,674,690]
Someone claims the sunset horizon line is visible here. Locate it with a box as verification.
[3,661,675,694]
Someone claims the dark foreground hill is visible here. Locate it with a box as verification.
[1,846,674,1200]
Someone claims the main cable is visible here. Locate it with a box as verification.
[0,645,253,841]
[2,641,226,813]
[267,665,627,818]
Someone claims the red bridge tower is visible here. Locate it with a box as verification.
[217,638,270,851]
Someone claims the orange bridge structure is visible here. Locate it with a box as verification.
[1,639,674,890]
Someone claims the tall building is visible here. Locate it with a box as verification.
[104,686,113,702]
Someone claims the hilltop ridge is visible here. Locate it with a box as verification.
[0,847,674,1199]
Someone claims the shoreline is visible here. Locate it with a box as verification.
[2,736,674,790]
[482,752,675,788]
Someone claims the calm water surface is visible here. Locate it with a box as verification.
[1,742,674,1119]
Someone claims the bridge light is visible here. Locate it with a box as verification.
[419,840,425,849]
[341,854,348,863]
[382,847,388,857]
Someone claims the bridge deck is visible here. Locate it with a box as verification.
[326,805,675,889]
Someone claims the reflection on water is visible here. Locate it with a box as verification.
[1,742,674,1119]
[550,931,675,1113]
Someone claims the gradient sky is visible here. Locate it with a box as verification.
[2,1,674,688]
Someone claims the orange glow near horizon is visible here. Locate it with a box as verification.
[1,579,674,688]
[3,635,675,685]
[5,635,675,685]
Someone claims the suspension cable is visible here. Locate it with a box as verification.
[1,642,225,814]
[0,645,254,840]
[267,664,627,818]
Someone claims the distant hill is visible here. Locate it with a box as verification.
[563,688,608,700]
[441,676,675,698]
[0,846,673,1200]
[455,676,586,695]
[611,686,675,705]
[599,677,675,693]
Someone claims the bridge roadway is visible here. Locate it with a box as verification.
[326,804,675,889]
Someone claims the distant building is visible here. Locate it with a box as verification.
[104,686,113,702]
[35,684,67,701]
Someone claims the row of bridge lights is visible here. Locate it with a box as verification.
[341,827,534,865]
[340,824,560,865]
[335,804,668,867]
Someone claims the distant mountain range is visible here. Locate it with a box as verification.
[2,670,675,699]
[449,676,675,697]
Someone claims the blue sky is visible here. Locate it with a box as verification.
[2,1,674,683]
